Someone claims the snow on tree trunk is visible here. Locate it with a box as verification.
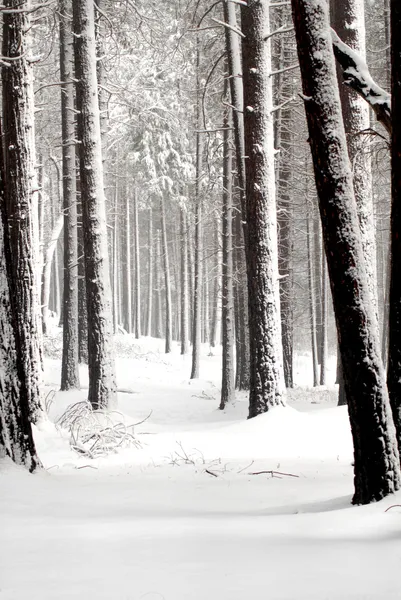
[59,0,80,391]
[0,128,39,470]
[291,0,401,504]
[387,1,401,453]
[2,0,44,424]
[241,0,284,417]
[72,0,116,410]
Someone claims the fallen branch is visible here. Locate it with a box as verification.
[385,504,401,513]
[205,469,218,477]
[249,470,299,478]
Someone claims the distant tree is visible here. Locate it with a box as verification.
[291,0,401,504]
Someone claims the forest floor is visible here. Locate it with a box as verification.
[1,334,401,599]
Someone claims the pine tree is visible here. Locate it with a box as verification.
[72,0,116,409]
[2,0,43,424]
[241,0,284,416]
[291,0,401,504]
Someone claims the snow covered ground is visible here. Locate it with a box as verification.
[1,335,401,599]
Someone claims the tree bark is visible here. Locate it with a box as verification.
[160,194,172,353]
[2,0,43,424]
[0,116,39,470]
[73,0,116,409]
[292,0,401,504]
[220,101,235,410]
[241,0,284,417]
[60,0,80,390]
[387,1,401,453]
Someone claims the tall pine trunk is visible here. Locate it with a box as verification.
[2,0,43,423]
[292,0,400,504]
[387,1,401,452]
[220,100,235,410]
[0,118,39,470]
[241,0,284,416]
[60,0,80,390]
[73,0,116,409]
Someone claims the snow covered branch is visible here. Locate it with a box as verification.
[331,29,391,134]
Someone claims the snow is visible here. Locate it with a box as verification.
[2,336,401,599]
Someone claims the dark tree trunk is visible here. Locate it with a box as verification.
[60,0,80,390]
[292,0,401,504]
[73,0,116,409]
[2,0,43,424]
[241,0,284,417]
[0,115,39,470]
[387,1,401,452]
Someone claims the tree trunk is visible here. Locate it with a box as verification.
[191,43,203,379]
[292,0,400,504]
[319,252,328,386]
[241,0,284,417]
[387,1,401,453]
[2,0,43,424]
[146,207,153,337]
[0,116,39,470]
[160,194,172,353]
[60,0,80,390]
[180,208,190,354]
[125,192,132,333]
[331,0,376,406]
[133,190,141,338]
[220,100,235,410]
[73,0,116,409]
[306,200,319,388]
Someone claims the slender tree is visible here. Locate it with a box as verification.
[220,101,235,410]
[180,207,190,354]
[60,0,80,390]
